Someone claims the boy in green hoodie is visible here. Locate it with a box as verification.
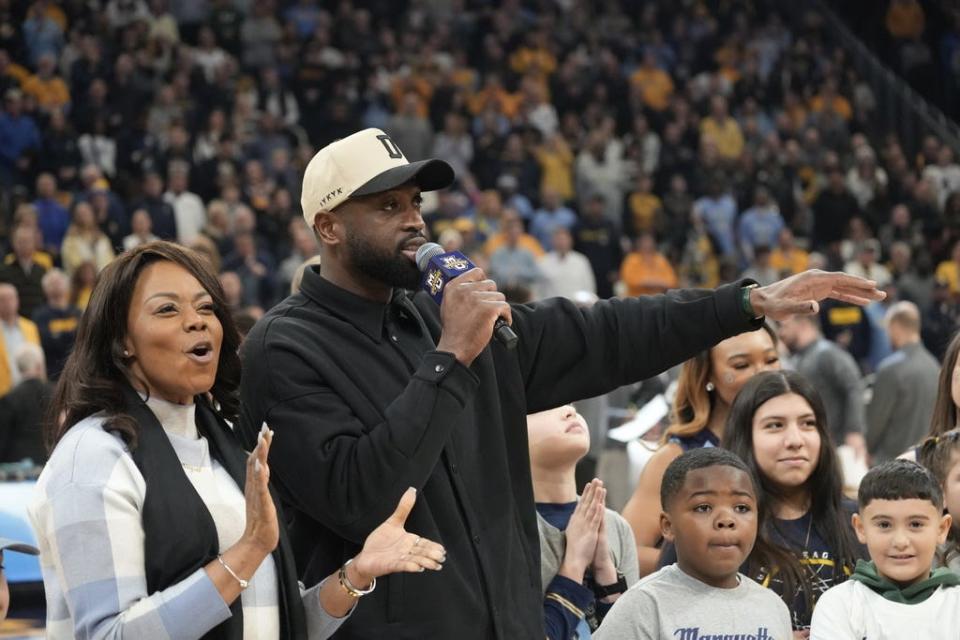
[810,459,960,639]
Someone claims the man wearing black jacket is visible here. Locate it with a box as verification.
[238,128,884,639]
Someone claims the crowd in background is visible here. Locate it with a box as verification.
[2,0,960,464]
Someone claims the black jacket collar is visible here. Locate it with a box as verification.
[299,265,395,343]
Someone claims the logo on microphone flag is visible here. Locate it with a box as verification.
[426,269,444,296]
[419,250,476,305]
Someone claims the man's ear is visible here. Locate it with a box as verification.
[852,512,867,545]
[660,511,675,543]
[938,512,953,545]
[313,210,342,247]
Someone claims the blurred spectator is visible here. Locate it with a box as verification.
[77,116,117,177]
[194,26,229,82]
[878,203,925,258]
[700,95,744,161]
[922,146,960,210]
[661,173,693,254]
[534,133,575,202]
[629,50,674,112]
[625,114,660,178]
[889,241,933,309]
[209,0,243,56]
[738,185,785,263]
[0,284,40,397]
[484,208,544,258]
[61,201,115,275]
[573,194,622,299]
[32,171,70,254]
[535,227,595,301]
[935,238,960,296]
[38,108,80,183]
[886,0,926,41]
[812,167,861,253]
[619,231,678,297]
[769,228,809,277]
[164,161,206,244]
[623,174,664,240]
[222,231,275,309]
[867,302,939,463]
[0,89,41,187]
[22,51,68,114]
[386,92,433,162]
[496,171,535,222]
[219,269,244,312]
[488,210,543,291]
[105,0,150,33]
[741,245,779,286]
[679,209,721,288]
[278,222,318,293]
[123,208,160,251]
[810,76,853,123]
[777,314,868,458]
[530,187,577,251]
[0,343,50,464]
[922,278,960,359]
[0,224,47,318]
[575,128,626,228]
[135,171,178,240]
[692,177,738,259]
[241,3,282,70]
[69,260,96,310]
[31,267,79,381]
[258,66,299,130]
[289,254,322,296]
[22,1,64,65]
[844,239,892,287]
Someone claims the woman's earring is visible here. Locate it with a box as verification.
[705,382,715,392]
[123,349,130,357]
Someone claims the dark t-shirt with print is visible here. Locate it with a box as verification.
[753,503,864,630]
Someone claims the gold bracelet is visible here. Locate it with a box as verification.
[217,554,249,590]
[338,558,376,598]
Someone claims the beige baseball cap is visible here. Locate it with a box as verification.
[300,128,455,227]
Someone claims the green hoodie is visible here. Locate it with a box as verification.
[851,559,960,604]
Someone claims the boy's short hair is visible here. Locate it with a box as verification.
[858,459,944,511]
[661,447,753,510]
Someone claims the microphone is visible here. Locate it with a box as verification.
[415,242,519,350]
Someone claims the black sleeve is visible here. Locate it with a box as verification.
[512,281,762,413]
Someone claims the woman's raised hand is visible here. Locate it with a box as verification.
[242,424,280,555]
[349,488,446,587]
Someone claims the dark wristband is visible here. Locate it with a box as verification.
[593,572,627,598]
[741,283,761,319]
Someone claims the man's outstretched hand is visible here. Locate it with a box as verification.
[751,270,886,321]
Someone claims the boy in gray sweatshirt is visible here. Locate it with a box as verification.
[595,448,793,640]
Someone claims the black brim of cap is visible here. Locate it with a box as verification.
[351,158,456,197]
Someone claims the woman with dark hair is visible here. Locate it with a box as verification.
[897,331,960,463]
[28,242,445,639]
[928,331,960,438]
[622,324,781,575]
[723,370,863,636]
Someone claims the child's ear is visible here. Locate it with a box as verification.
[660,511,675,543]
[852,513,868,545]
[938,512,953,545]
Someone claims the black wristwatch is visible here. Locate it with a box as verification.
[593,572,627,598]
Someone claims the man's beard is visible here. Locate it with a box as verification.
[345,230,421,290]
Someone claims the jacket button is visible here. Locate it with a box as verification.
[472,534,480,545]
[434,364,444,373]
